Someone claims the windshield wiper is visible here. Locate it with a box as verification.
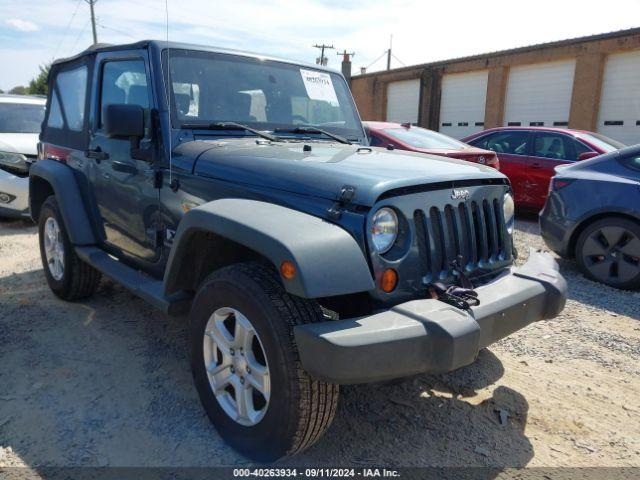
[274,126,351,144]
[180,121,279,143]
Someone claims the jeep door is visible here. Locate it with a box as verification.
[87,50,159,261]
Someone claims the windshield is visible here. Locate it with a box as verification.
[0,102,45,133]
[575,132,626,152]
[166,50,364,142]
[382,126,468,149]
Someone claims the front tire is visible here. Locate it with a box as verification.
[38,196,101,300]
[576,217,640,290]
[188,262,339,461]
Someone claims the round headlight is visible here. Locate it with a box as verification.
[371,207,398,254]
[503,192,515,234]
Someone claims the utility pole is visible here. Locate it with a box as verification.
[386,35,392,70]
[313,43,334,66]
[85,0,98,45]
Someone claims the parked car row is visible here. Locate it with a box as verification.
[462,126,625,210]
[363,121,638,289]
[0,94,46,218]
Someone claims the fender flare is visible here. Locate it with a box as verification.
[29,159,97,245]
[163,198,375,299]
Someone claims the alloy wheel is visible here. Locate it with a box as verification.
[203,307,271,426]
[43,217,65,281]
[581,225,640,284]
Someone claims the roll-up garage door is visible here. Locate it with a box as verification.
[504,60,576,128]
[439,70,488,139]
[597,51,640,146]
[386,79,420,124]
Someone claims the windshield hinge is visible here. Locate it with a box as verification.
[327,185,356,220]
[153,170,163,189]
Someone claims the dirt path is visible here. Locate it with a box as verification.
[0,216,638,468]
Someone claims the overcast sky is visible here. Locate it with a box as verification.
[1,0,639,91]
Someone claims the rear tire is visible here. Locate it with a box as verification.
[575,217,640,290]
[188,261,339,461]
[38,196,101,300]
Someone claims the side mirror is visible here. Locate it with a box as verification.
[578,151,599,161]
[386,143,395,151]
[104,104,144,139]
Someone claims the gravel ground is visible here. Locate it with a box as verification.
[0,215,638,469]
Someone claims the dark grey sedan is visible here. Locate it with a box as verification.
[540,145,640,289]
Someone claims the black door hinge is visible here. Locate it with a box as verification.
[153,170,163,189]
[327,185,356,220]
[154,228,164,249]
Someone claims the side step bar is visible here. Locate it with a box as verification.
[75,246,192,316]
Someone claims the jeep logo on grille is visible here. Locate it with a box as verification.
[451,189,470,200]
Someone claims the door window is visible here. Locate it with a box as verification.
[533,133,582,161]
[47,65,88,132]
[471,131,529,155]
[100,60,149,126]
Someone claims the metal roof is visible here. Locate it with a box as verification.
[355,26,640,78]
[53,40,340,74]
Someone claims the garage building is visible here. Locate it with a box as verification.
[350,28,640,145]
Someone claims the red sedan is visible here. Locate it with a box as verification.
[364,121,500,169]
[462,127,626,210]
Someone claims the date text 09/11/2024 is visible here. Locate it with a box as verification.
[232,468,401,478]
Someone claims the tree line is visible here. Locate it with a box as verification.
[1,64,50,96]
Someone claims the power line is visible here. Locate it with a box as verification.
[52,0,83,59]
[391,53,406,67]
[70,18,91,53]
[97,22,137,39]
[365,51,387,70]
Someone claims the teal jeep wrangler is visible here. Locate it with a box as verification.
[30,40,567,461]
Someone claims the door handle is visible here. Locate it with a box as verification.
[530,162,542,169]
[111,160,138,175]
[85,148,109,161]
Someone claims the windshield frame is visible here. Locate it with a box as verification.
[162,49,366,143]
[0,101,46,134]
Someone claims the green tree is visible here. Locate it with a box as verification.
[9,85,27,95]
[27,64,50,95]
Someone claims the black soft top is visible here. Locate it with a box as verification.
[52,40,339,74]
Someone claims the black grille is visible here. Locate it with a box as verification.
[414,199,507,282]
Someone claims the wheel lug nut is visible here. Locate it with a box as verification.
[230,367,235,373]
[230,348,235,355]
[240,377,245,384]
[246,367,251,374]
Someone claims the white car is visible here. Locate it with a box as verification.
[0,94,46,218]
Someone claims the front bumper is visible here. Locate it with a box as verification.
[0,168,29,217]
[295,250,567,384]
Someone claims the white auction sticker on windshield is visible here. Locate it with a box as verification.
[300,69,339,106]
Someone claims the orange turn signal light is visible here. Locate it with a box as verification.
[380,268,398,293]
[280,261,297,280]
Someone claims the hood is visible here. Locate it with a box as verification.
[187,139,506,206]
[0,133,39,156]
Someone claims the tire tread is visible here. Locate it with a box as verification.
[212,262,339,457]
[39,196,101,300]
